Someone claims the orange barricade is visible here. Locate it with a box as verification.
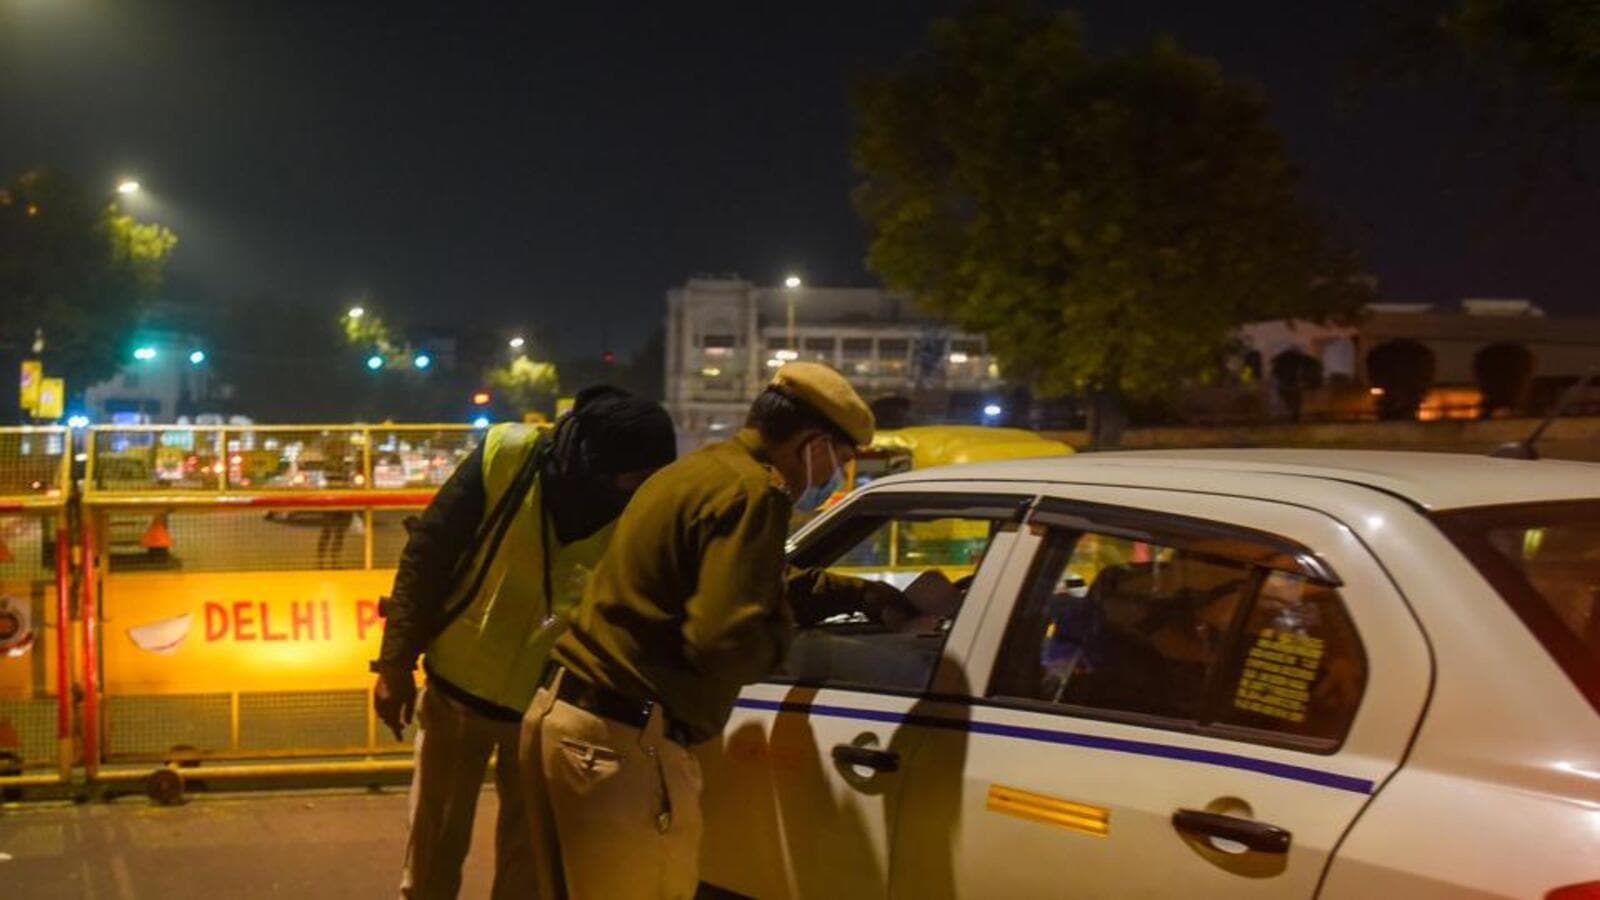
[81,424,483,796]
[0,427,74,789]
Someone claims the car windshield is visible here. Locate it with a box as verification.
[1436,500,1600,715]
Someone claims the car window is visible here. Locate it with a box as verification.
[1211,571,1366,742]
[778,509,1007,693]
[990,517,1366,751]
[1436,500,1600,715]
[990,529,1253,722]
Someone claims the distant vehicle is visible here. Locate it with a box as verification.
[701,450,1600,899]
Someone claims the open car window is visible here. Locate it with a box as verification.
[776,493,1027,694]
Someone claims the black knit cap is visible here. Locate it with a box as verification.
[566,385,677,476]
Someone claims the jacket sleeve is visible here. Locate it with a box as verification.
[680,486,795,684]
[376,443,487,670]
[784,567,872,627]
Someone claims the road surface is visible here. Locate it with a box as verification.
[1,787,498,898]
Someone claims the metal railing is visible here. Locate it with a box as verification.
[0,427,73,788]
[0,423,509,800]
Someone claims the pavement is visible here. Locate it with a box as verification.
[0,787,498,899]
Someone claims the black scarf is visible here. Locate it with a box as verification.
[538,386,676,544]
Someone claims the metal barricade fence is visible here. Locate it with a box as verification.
[0,427,73,788]
[81,424,482,788]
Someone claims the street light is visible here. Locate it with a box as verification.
[509,336,526,350]
[347,306,365,320]
[116,179,142,196]
[783,274,802,351]
[133,346,157,361]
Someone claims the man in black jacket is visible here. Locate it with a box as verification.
[372,387,676,900]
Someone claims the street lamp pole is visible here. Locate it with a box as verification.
[784,275,802,352]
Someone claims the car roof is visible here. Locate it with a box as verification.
[874,448,1600,512]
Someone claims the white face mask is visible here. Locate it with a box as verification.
[794,439,843,512]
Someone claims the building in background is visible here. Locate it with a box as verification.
[664,275,1007,439]
[1241,299,1600,420]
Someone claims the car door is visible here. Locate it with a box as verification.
[697,485,1040,900]
[889,487,1433,899]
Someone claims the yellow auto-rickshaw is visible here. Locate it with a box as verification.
[801,425,1076,573]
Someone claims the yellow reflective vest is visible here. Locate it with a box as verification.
[423,423,615,714]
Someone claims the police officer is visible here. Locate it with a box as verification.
[519,363,913,899]
[371,386,677,900]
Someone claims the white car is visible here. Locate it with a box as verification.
[699,450,1600,899]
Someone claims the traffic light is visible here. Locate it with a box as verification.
[600,350,616,364]
[471,390,491,406]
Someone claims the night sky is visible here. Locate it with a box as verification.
[3,0,1596,356]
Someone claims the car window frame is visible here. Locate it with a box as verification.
[773,489,1037,699]
[982,497,1365,755]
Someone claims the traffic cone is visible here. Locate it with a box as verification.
[141,513,173,551]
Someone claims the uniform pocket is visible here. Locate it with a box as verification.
[555,736,623,786]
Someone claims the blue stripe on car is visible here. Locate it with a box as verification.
[733,697,1375,795]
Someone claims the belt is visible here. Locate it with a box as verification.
[544,667,694,748]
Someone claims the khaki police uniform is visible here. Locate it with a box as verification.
[401,424,613,900]
[518,363,875,899]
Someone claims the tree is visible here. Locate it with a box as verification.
[1472,341,1535,417]
[853,2,1367,446]
[0,168,177,411]
[1379,1,1600,177]
[198,295,374,422]
[485,355,560,420]
[1366,339,1437,420]
[1388,1,1600,106]
[1271,349,1325,423]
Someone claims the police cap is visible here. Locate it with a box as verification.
[769,362,875,447]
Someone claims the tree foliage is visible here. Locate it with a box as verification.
[0,168,177,401]
[852,2,1367,441]
[485,355,560,419]
[341,308,403,361]
[1379,0,1600,176]
[197,295,374,422]
[1389,0,1600,107]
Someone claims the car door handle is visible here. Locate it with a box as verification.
[831,743,900,773]
[1172,809,1292,854]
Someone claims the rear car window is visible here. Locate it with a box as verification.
[1436,500,1600,715]
[989,524,1365,752]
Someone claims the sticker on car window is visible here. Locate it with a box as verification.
[1232,628,1325,723]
